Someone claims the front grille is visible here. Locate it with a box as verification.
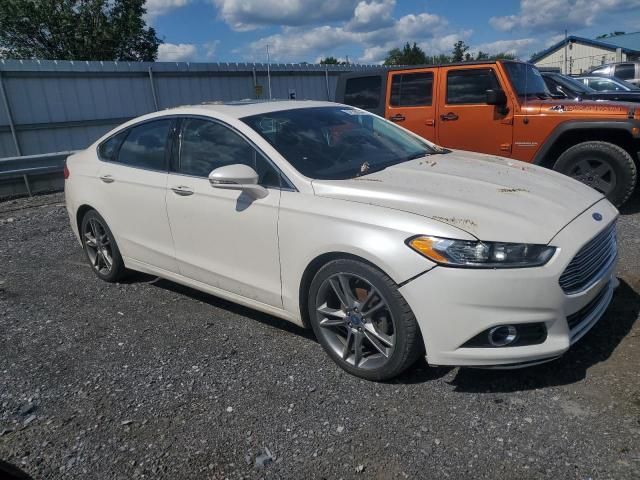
[559,222,617,295]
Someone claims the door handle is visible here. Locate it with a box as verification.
[99,174,115,183]
[171,186,194,196]
[389,114,406,122]
[440,112,459,121]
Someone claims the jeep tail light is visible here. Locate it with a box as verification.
[63,163,70,180]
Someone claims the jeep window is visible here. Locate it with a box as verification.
[242,106,434,180]
[446,69,500,104]
[615,63,635,80]
[503,62,550,99]
[344,76,382,110]
[390,72,433,107]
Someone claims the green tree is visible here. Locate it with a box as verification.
[384,42,427,65]
[0,0,161,61]
[452,40,470,62]
[319,56,343,65]
[488,52,516,60]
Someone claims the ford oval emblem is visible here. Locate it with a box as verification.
[592,212,603,221]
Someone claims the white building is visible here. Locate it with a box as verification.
[530,33,640,74]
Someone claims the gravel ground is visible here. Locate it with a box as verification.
[0,191,639,480]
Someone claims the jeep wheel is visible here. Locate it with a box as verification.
[553,141,637,207]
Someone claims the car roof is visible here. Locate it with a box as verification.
[162,100,340,119]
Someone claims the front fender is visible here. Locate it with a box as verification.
[277,192,474,321]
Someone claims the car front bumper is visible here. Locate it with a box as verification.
[399,199,619,368]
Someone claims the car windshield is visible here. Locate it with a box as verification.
[241,106,436,180]
[578,76,640,92]
[554,74,594,94]
[503,62,551,98]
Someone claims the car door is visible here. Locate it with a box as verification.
[384,69,437,142]
[95,118,179,272]
[436,66,514,156]
[165,116,283,308]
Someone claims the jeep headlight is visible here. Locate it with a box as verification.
[407,236,556,268]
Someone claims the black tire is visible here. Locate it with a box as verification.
[308,259,424,381]
[553,141,637,207]
[80,210,127,282]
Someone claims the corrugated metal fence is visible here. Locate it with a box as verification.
[0,60,370,197]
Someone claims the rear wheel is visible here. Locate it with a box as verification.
[553,141,637,207]
[80,210,127,282]
[308,259,424,381]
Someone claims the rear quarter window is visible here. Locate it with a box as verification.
[97,131,127,161]
[390,72,433,106]
[614,63,635,80]
[344,76,382,109]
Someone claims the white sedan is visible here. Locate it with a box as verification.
[65,100,618,380]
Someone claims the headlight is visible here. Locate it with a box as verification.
[407,236,556,268]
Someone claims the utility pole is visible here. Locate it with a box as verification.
[564,29,568,74]
[266,44,272,100]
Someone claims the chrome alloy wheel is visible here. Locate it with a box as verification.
[314,273,396,370]
[83,217,113,276]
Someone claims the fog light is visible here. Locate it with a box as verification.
[488,325,518,347]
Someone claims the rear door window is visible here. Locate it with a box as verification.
[446,69,499,104]
[390,72,433,106]
[116,120,173,171]
[614,63,635,80]
[344,76,382,109]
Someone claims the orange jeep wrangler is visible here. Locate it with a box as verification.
[336,61,639,206]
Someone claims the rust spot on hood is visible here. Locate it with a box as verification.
[498,187,529,193]
[432,216,478,228]
[353,177,383,182]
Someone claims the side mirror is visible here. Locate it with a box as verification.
[486,89,507,106]
[208,164,268,199]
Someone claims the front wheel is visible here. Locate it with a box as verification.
[553,141,637,207]
[308,259,424,381]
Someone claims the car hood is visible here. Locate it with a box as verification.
[311,151,604,244]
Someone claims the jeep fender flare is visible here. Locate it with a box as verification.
[532,120,640,166]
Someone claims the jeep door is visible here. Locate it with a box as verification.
[436,65,514,156]
[384,69,437,142]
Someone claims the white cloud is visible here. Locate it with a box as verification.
[212,0,360,31]
[145,0,190,20]
[158,43,198,61]
[244,8,454,63]
[489,0,640,33]
[345,0,395,32]
[473,38,536,57]
[203,41,221,60]
[544,33,566,47]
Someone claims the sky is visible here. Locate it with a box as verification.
[146,0,640,64]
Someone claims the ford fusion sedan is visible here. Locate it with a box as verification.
[64,100,618,380]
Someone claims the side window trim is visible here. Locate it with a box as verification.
[445,68,500,105]
[96,117,177,173]
[171,115,297,191]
